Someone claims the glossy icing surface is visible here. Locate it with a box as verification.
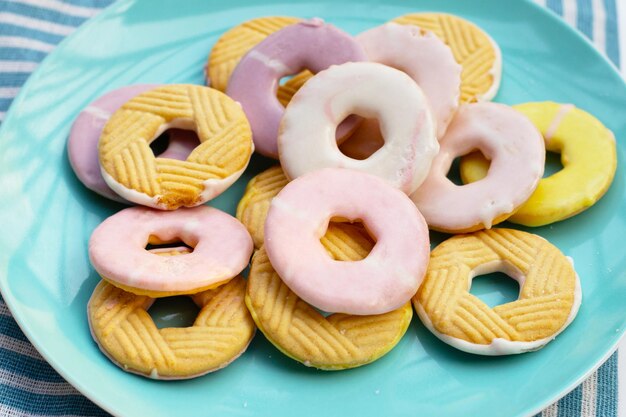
[264,168,430,315]
[227,19,367,158]
[410,102,545,232]
[278,62,438,194]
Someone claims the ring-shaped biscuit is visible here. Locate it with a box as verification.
[68,85,198,203]
[207,15,312,106]
[414,228,581,355]
[392,12,502,103]
[278,62,438,194]
[247,241,412,370]
[98,84,253,210]
[89,206,253,297]
[460,102,617,226]
[410,102,545,233]
[264,168,430,315]
[88,271,255,379]
[226,19,367,158]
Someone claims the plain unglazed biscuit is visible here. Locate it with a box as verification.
[414,228,581,355]
[98,84,253,210]
[207,16,312,105]
[393,12,501,103]
[88,270,255,379]
[246,237,413,370]
[236,165,289,248]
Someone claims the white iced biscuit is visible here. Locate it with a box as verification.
[278,62,438,195]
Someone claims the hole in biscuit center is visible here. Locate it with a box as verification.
[338,117,384,160]
[145,236,194,254]
[149,128,200,161]
[148,296,200,329]
[543,150,564,178]
[320,219,376,262]
[469,272,520,308]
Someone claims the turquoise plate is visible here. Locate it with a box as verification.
[1,0,625,416]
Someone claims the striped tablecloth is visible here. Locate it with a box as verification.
[0,1,622,416]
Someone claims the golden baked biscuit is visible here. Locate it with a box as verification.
[460,102,617,226]
[88,273,255,379]
[207,16,312,105]
[236,165,289,247]
[98,84,253,210]
[414,228,581,355]
[393,13,501,103]
[246,225,413,370]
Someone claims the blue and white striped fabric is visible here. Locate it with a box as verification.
[0,0,621,416]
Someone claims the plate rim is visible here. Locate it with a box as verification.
[0,0,625,416]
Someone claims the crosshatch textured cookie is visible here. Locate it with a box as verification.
[460,102,617,227]
[414,228,581,356]
[393,13,501,103]
[236,165,289,248]
[207,16,312,105]
[98,84,253,210]
[88,266,255,380]
[246,238,413,370]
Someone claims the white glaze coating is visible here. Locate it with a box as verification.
[356,23,461,138]
[278,62,438,195]
[264,168,430,315]
[89,206,253,293]
[415,257,582,355]
[410,102,545,231]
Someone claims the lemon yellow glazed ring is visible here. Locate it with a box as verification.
[88,275,255,379]
[207,16,312,106]
[246,228,413,370]
[98,84,253,210]
[414,228,581,355]
[392,12,501,103]
[460,102,617,226]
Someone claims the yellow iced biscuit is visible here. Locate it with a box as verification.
[460,102,617,226]
[88,275,255,379]
[393,13,501,103]
[415,228,581,355]
[207,16,312,105]
[246,237,412,370]
[236,165,289,248]
[99,85,253,210]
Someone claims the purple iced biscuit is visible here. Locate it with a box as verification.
[226,18,368,158]
[68,85,198,202]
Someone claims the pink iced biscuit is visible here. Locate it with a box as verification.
[410,102,545,232]
[68,85,197,203]
[357,23,461,139]
[264,168,430,315]
[226,18,368,158]
[89,206,253,294]
[278,62,438,195]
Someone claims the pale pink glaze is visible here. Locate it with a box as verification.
[410,102,545,231]
[226,19,367,158]
[278,62,438,195]
[89,206,253,293]
[357,23,461,139]
[264,168,430,315]
[68,85,197,203]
